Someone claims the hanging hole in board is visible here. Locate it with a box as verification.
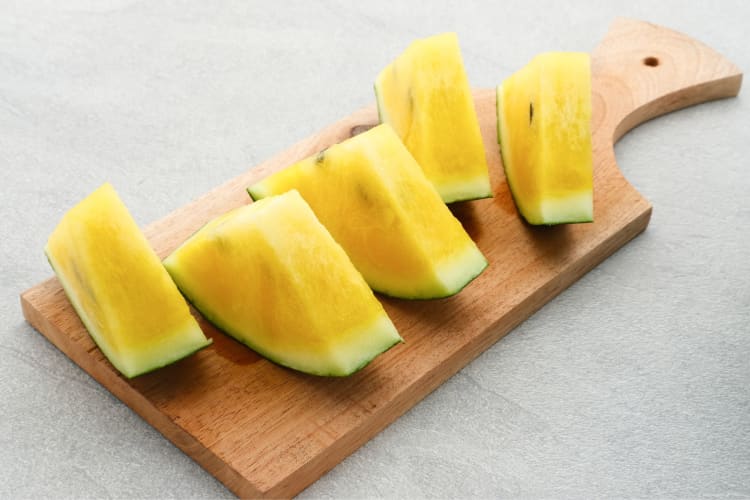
[643,56,659,67]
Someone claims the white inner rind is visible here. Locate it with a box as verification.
[309,314,402,376]
[538,192,593,224]
[435,242,488,296]
[116,322,211,377]
[437,176,493,203]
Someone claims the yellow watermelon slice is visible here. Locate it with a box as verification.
[497,52,594,225]
[375,32,491,203]
[248,124,487,300]
[45,183,211,378]
[163,190,402,377]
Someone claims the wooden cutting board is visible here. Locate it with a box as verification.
[20,18,741,498]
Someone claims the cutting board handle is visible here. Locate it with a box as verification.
[591,18,742,145]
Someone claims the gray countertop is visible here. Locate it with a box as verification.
[2,1,748,498]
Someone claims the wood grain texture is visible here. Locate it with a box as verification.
[20,18,742,499]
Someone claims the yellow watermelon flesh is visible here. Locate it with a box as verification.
[375,32,491,203]
[44,183,211,378]
[497,52,593,225]
[248,124,488,299]
[163,190,402,377]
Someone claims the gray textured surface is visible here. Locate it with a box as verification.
[2,1,748,498]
